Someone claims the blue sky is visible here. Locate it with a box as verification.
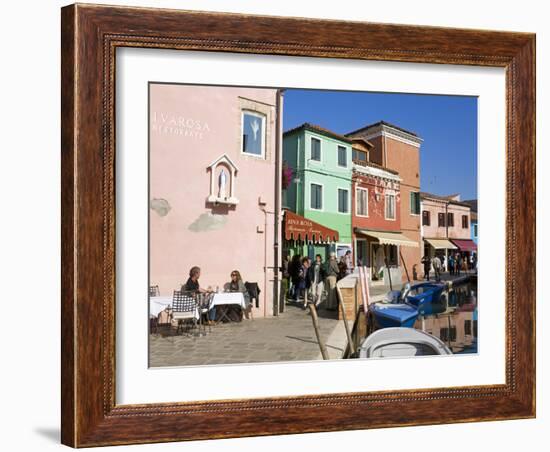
[283,89,478,200]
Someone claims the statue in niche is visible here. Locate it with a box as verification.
[206,154,239,206]
[218,168,227,199]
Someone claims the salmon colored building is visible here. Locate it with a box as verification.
[149,84,283,317]
[347,121,423,282]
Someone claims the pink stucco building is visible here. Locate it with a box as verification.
[149,84,283,317]
[420,192,476,261]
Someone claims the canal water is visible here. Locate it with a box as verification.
[412,277,478,354]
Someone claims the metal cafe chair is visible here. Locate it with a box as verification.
[195,292,212,335]
[171,290,198,336]
[148,285,161,335]
[149,285,160,297]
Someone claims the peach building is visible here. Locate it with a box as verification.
[149,84,283,317]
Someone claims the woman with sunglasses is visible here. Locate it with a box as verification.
[224,270,252,319]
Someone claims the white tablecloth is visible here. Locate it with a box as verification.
[210,292,247,309]
[149,296,172,317]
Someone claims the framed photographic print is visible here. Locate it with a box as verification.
[61,3,536,447]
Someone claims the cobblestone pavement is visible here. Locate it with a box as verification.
[149,303,344,367]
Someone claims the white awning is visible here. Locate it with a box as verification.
[424,238,457,249]
[355,229,419,247]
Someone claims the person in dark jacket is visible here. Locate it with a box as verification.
[182,266,215,323]
[421,255,432,281]
[281,254,291,301]
[448,254,455,275]
[289,254,303,302]
[301,257,312,308]
[455,253,462,276]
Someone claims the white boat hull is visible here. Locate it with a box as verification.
[359,327,453,358]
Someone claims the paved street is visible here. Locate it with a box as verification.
[149,304,345,367]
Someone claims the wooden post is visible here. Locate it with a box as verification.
[447,314,452,348]
[383,245,393,291]
[336,286,356,356]
[308,302,329,360]
[400,248,411,283]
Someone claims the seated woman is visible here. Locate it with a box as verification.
[182,266,216,324]
[224,270,252,320]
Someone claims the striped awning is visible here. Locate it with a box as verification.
[355,228,419,247]
[424,238,457,249]
[284,210,339,243]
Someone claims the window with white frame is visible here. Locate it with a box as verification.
[385,193,396,220]
[310,183,323,210]
[337,145,347,167]
[242,111,266,157]
[338,188,349,213]
[356,187,368,216]
[311,137,321,161]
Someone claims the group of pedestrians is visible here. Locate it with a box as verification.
[282,251,345,310]
[447,252,476,275]
[421,252,477,281]
[421,254,442,281]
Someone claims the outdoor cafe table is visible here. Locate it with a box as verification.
[209,292,247,323]
[149,296,172,318]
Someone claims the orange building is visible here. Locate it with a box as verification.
[347,121,423,282]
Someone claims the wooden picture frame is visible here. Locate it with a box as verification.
[61,3,535,447]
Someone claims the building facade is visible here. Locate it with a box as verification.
[347,121,423,281]
[149,84,283,317]
[283,123,353,260]
[351,160,415,284]
[463,199,478,245]
[421,192,476,267]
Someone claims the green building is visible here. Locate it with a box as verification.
[283,123,353,260]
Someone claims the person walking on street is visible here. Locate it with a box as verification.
[308,254,326,307]
[281,254,291,301]
[289,254,303,302]
[448,254,455,276]
[432,255,442,282]
[344,250,353,275]
[421,255,432,281]
[326,252,339,310]
[302,257,312,309]
[338,254,347,280]
[455,253,462,276]
[462,254,469,273]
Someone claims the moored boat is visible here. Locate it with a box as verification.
[403,282,448,316]
[369,282,448,328]
[358,327,453,358]
[369,302,419,328]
